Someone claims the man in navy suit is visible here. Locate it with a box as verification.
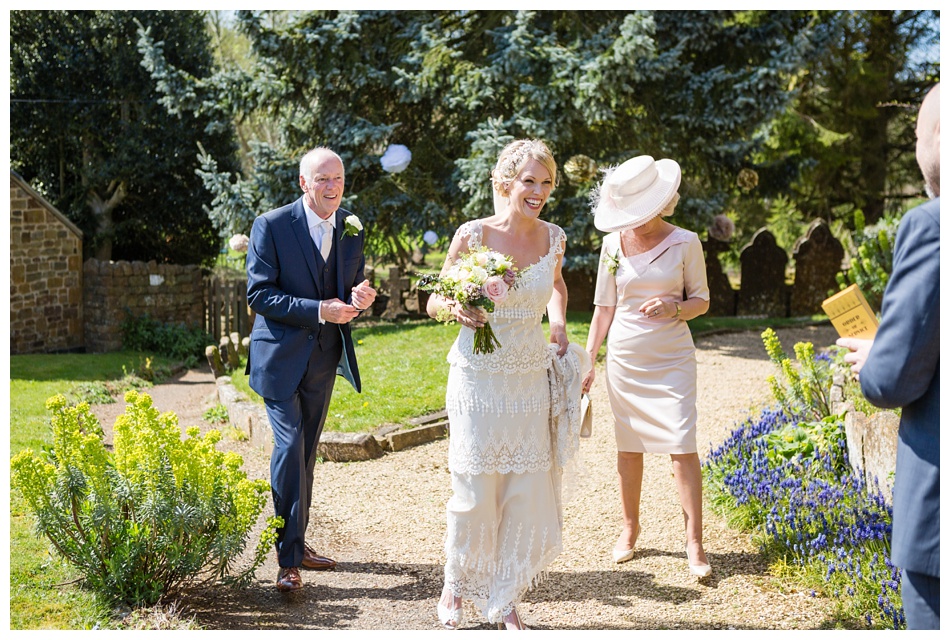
[837,83,939,629]
[246,147,377,592]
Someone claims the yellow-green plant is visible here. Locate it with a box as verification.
[11,391,280,606]
[835,208,901,312]
[762,328,833,420]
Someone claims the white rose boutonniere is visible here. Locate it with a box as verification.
[342,214,363,238]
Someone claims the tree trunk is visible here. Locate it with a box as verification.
[858,11,900,225]
[88,180,127,262]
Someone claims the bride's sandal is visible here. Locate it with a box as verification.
[437,587,463,630]
[497,606,528,630]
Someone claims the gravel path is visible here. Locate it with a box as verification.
[93,324,841,630]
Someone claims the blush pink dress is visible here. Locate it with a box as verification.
[593,227,709,453]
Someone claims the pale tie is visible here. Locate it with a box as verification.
[317,219,332,261]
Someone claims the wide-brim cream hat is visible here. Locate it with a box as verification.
[592,155,681,232]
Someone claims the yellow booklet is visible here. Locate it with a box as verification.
[822,284,879,339]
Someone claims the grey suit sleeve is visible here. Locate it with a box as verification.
[860,204,940,409]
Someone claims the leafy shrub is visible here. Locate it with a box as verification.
[70,382,116,405]
[764,414,849,474]
[705,408,902,629]
[124,356,172,384]
[68,371,155,406]
[10,391,280,606]
[761,328,834,420]
[835,209,902,313]
[202,403,230,425]
[121,313,211,366]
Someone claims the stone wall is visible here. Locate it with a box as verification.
[9,172,84,354]
[83,259,204,353]
[830,372,899,502]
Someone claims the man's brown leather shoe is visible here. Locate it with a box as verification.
[276,566,303,592]
[302,543,336,570]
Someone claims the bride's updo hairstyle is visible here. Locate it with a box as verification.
[491,139,559,196]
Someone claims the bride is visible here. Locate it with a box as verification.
[426,139,579,630]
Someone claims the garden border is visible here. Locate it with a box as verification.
[214,375,448,461]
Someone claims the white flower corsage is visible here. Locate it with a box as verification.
[602,249,621,275]
[342,214,363,238]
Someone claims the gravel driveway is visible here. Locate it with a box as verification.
[93,324,842,630]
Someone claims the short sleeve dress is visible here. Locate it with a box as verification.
[593,227,709,453]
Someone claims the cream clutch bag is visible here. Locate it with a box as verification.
[580,393,593,438]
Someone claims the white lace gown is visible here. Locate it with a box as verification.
[444,220,566,623]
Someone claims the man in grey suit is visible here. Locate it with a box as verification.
[837,83,939,629]
[246,147,377,592]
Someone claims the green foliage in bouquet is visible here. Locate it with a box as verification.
[834,209,902,312]
[11,391,280,606]
[761,328,834,421]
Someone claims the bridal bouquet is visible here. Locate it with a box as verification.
[418,247,519,354]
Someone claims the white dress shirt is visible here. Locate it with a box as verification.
[303,203,336,324]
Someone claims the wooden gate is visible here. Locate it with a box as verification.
[203,274,251,343]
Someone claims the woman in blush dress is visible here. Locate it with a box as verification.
[426,139,587,630]
[582,156,712,578]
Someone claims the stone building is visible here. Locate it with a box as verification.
[9,171,84,354]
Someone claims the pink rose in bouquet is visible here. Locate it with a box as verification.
[418,246,520,354]
[483,275,509,304]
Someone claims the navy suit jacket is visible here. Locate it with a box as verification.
[246,198,365,401]
[860,197,939,578]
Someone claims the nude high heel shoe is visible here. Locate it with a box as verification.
[612,524,640,564]
[685,545,712,578]
[612,546,636,564]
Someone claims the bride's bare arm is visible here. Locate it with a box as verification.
[546,234,569,356]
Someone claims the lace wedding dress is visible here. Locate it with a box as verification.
[443,220,567,623]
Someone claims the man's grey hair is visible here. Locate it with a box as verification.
[300,147,344,182]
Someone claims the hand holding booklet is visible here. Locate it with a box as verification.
[821,284,879,339]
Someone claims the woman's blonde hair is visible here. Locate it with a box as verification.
[659,192,680,218]
[491,139,559,195]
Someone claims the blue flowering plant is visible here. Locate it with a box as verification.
[704,329,903,629]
